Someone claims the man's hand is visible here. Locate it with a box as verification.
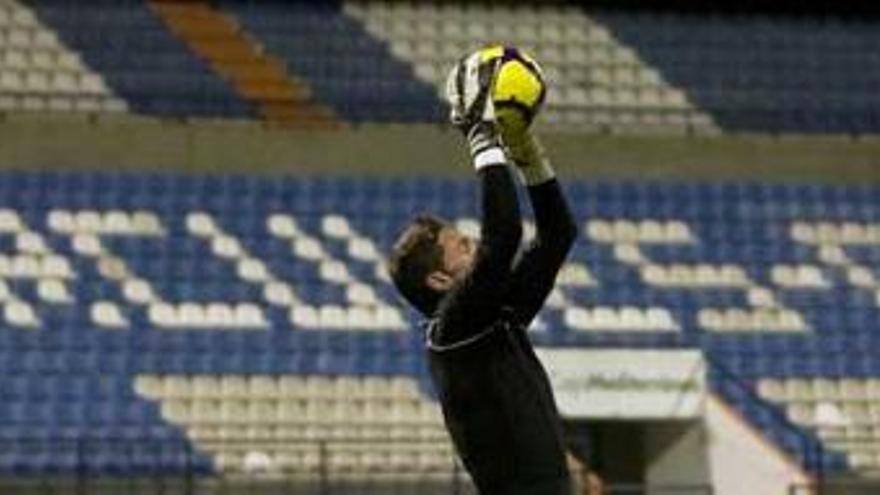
[446,51,499,132]
[499,124,556,186]
[445,53,506,170]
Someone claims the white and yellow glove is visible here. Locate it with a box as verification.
[445,52,506,171]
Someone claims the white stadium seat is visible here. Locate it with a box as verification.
[37,279,71,303]
[186,212,217,237]
[91,301,128,328]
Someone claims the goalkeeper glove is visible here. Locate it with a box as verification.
[445,52,507,171]
[499,124,556,186]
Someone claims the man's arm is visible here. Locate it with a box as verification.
[502,131,578,326]
[432,54,523,345]
[507,179,577,326]
[434,163,522,343]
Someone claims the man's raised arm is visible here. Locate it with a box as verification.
[432,54,524,343]
[504,130,578,326]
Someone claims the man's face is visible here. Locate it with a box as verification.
[434,226,477,286]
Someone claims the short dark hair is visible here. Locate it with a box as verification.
[387,214,447,315]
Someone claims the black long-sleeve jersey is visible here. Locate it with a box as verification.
[424,164,578,494]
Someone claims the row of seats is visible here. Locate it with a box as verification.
[564,306,678,332]
[793,222,880,245]
[759,378,880,403]
[0,172,871,202]
[156,398,441,426]
[0,26,60,48]
[212,444,457,475]
[0,94,125,113]
[0,48,82,71]
[0,70,110,95]
[135,375,422,400]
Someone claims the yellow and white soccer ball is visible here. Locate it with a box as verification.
[479,45,547,130]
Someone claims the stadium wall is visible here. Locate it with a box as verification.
[706,395,811,495]
[1,116,879,182]
[644,421,711,488]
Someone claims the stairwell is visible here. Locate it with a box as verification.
[149,0,341,128]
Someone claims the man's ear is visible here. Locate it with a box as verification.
[425,270,454,291]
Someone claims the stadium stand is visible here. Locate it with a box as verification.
[150,0,340,127]
[25,0,254,118]
[2,0,880,491]
[0,173,877,480]
[0,0,128,113]
[344,1,715,133]
[5,0,880,134]
[595,10,880,134]
[219,0,443,123]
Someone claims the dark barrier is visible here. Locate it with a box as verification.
[0,436,714,495]
[0,435,473,495]
[598,485,712,495]
[790,480,880,495]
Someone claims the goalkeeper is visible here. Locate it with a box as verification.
[388,52,577,494]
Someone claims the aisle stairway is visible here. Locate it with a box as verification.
[150,0,340,128]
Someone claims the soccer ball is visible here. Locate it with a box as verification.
[480,45,547,129]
